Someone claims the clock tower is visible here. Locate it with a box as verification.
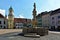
[8,6,14,29]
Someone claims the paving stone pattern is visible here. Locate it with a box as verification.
[0,32,60,40]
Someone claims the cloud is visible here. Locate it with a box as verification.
[37,0,60,14]
[47,0,60,9]
[0,9,5,16]
[19,15,24,18]
[15,14,25,18]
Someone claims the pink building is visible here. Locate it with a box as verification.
[50,8,60,30]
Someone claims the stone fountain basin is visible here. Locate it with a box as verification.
[23,27,48,36]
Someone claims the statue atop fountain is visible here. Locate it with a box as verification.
[32,3,37,27]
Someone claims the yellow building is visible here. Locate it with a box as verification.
[8,6,14,29]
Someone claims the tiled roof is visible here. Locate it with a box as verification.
[0,13,4,18]
[50,8,60,15]
[14,18,26,23]
[14,18,31,23]
[36,13,42,18]
[26,19,31,23]
[41,11,49,16]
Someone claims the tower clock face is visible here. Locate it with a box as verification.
[9,10,13,13]
[10,10,12,12]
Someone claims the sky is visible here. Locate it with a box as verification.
[0,0,60,19]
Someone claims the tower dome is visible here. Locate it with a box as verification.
[9,6,14,12]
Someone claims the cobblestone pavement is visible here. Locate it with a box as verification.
[0,29,22,34]
[0,32,60,40]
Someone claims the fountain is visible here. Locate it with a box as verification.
[23,3,48,38]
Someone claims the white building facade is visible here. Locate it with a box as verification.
[0,14,7,29]
[42,12,50,28]
[15,23,24,28]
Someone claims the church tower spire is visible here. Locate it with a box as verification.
[8,6,14,29]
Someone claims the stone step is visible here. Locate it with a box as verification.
[25,33,37,35]
[24,33,40,38]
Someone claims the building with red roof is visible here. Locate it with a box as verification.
[14,18,31,28]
